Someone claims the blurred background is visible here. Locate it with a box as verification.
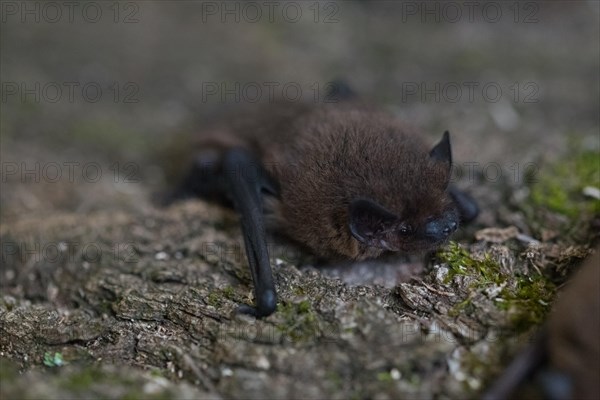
[1,0,599,223]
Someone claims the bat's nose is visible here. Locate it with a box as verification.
[424,219,458,241]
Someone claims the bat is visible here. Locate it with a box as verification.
[169,84,479,317]
[483,246,600,399]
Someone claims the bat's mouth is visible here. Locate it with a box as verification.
[385,238,451,253]
[380,216,459,252]
[376,239,395,251]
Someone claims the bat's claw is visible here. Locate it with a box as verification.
[235,304,260,317]
[235,290,277,318]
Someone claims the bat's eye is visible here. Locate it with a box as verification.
[399,224,413,235]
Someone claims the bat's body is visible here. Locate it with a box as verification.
[173,90,478,317]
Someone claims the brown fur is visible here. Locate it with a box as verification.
[194,101,454,260]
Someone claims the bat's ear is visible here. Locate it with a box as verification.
[430,130,452,169]
[349,198,397,245]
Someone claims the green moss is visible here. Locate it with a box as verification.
[438,242,503,286]
[297,299,311,313]
[496,276,555,332]
[43,352,65,367]
[206,292,222,307]
[206,286,236,306]
[438,242,556,332]
[529,149,600,218]
[276,300,320,343]
[293,286,306,296]
[448,297,474,317]
[222,286,235,299]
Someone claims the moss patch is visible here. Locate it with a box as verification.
[275,300,321,343]
[438,242,556,332]
[529,149,600,218]
[495,276,555,332]
[439,242,503,286]
[206,286,237,307]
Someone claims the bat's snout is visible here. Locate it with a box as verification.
[424,218,458,242]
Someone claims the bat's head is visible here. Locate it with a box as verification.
[348,131,458,254]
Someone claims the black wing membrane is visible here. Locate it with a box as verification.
[449,186,479,223]
[222,148,277,317]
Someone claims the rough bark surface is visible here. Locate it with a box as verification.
[2,198,596,399]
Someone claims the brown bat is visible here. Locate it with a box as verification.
[483,245,600,399]
[171,84,478,317]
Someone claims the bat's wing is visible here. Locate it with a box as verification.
[162,150,230,205]
[222,148,277,317]
[449,186,479,223]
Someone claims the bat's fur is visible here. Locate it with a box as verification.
[191,101,456,260]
